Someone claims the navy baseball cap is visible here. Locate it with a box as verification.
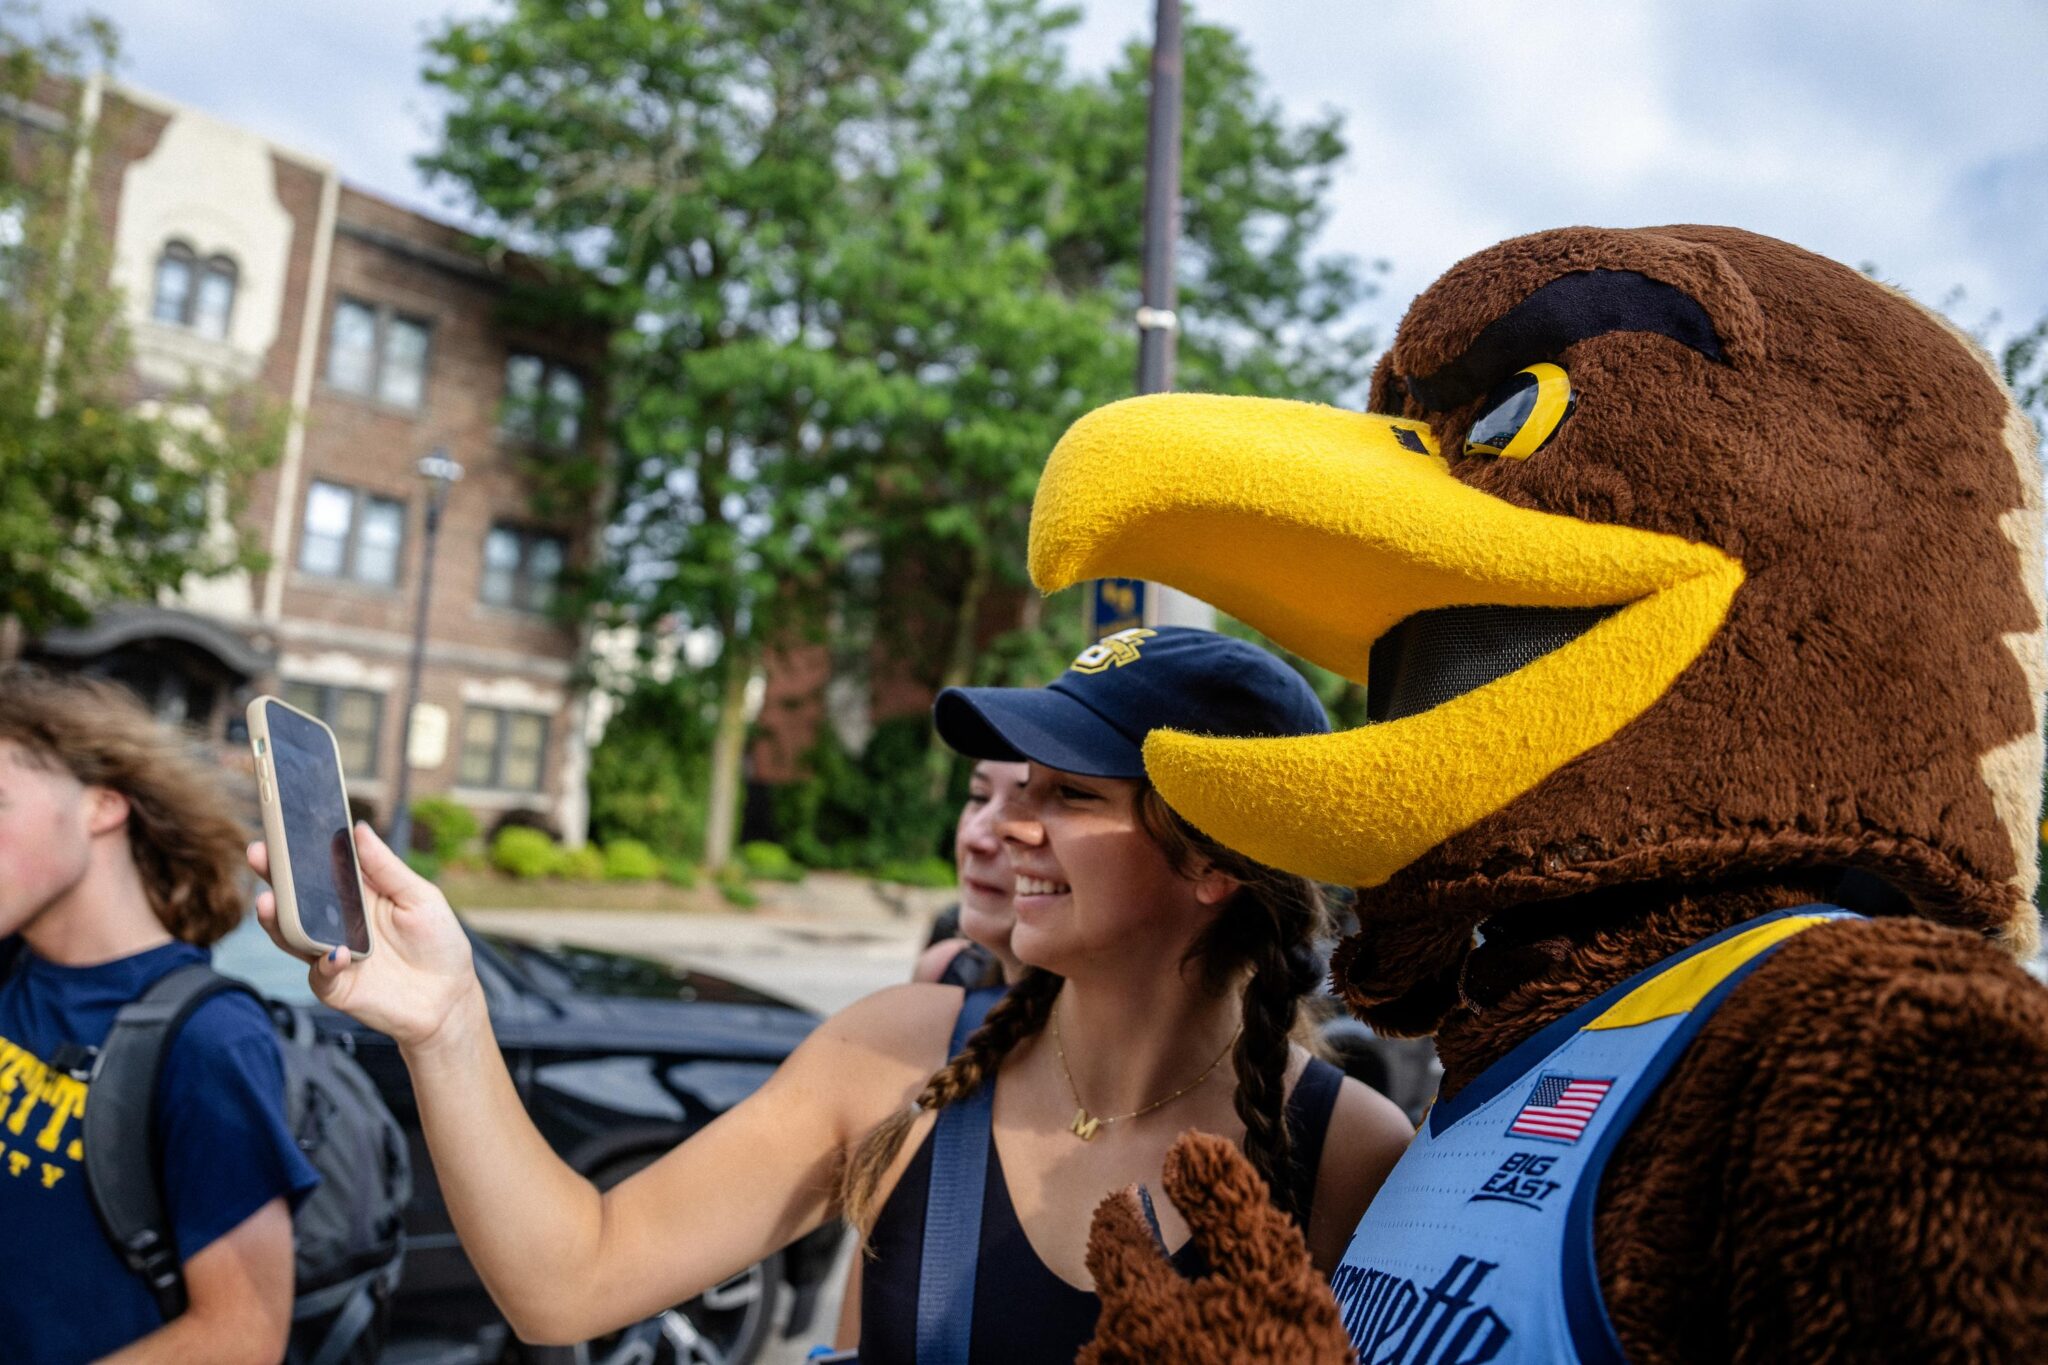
[933,626,1330,780]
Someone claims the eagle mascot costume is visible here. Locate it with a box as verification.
[1030,226,2048,1362]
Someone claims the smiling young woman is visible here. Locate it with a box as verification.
[245,628,1412,1363]
[913,758,1030,989]
[839,628,1414,1360]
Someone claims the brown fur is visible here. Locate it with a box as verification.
[1096,900,2048,1362]
[1082,226,2048,1360]
[1452,888,2048,1360]
[1591,911,2048,1360]
[1343,226,2041,1031]
[1079,1132,1355,1365]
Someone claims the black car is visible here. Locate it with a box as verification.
[213,917,846,1365]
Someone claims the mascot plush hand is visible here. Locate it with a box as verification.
[1036,226,2048,1362]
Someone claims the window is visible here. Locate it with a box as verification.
[328,300,378,393]
[502,353,586,448]
[282,682,384,778]
[192,258,236,340]
[151,243,193,325]
[480,525,567,612]
[381,316,430,407]
[0,202,26,297]
[459,707,549,791]
[151,241,236,338]
[327,297,433,409]
[299,480,405,587]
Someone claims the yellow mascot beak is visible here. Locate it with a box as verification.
[1029,394,1746,888]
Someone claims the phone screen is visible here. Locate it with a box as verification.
[266,701,370,953]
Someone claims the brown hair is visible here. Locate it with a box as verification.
[0,666,249,945]
[837,784,1328,1234]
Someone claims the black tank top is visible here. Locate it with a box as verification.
[859,1056,1346,1362]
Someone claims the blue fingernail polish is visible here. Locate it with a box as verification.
[327,947,339,962]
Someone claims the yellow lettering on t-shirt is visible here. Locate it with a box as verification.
[34,1076,82,1153]
[0,1035,88,1156]
[0,1037,91,1191]
[0,1036,37,1131]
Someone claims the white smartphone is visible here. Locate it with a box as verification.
[246,694,373,958]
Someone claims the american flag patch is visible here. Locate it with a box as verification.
[1507,1074,1613,1144]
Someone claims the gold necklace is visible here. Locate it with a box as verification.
[1050,996,1241,1141]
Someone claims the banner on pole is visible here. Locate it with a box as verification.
[1087,578,1147,641]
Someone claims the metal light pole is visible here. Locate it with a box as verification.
[1135,0,1183,399]
[1088,0,1212,640]
[387,448,463,858]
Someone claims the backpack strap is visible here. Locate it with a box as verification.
[83,962,258,1321]
[915,984,1004,1365]
[299,1273,380,1365]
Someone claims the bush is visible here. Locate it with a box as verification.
[662,856,699,889]
[874,855,955,889]
[717,869,759,909]
[588,677,718,858]
[491,827,560,880]
[602,839,662,882]
[489,808,560,842]
[738,840,803,883]
[558,844,607,882]
[403,850,443,882]
[409,796,480,859]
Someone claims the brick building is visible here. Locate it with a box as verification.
[14,78,608,841]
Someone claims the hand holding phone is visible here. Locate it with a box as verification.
[248,695,372,957]
[246,696,482,1050]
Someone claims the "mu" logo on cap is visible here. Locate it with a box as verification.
[1071,627,1156,675]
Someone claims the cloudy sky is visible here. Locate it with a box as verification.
[53,0,2048,346]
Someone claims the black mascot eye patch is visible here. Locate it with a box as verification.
[1406,269,1728,413]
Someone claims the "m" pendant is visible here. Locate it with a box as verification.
[1070,1108,1102,1141]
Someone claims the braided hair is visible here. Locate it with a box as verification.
[1135,786,1329,1223]
[838,967,1064,1233]
[836,783,1329,1235]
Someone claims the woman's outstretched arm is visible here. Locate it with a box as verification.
[251,825,954,1345]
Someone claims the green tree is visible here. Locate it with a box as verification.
[839,1,1386,796]
[0,9,279,642]
[585,672,719,859]
[424,0,1387,860]
[1999,313,2047,437]
[423,0,935,870]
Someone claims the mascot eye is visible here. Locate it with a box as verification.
[1465,362,1575,460]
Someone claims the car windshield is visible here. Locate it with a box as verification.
[210,912,517,1012]
[478,933,784,1008]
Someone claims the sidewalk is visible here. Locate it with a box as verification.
[463,872,947,1016]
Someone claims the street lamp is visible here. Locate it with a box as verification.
[1087,0,1211,641]
[1136,0,1182,401]
[387,447,463,859]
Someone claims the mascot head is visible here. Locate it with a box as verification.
[1029,226,2045,1031]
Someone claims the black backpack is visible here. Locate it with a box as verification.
[73,959,410,1365]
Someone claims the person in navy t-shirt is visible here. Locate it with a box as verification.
[0,669,318,1364]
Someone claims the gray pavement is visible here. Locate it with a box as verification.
[465,896,935,1017]
[463,881,945,1362]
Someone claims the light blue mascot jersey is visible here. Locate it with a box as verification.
[1330,908,1859,1365]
